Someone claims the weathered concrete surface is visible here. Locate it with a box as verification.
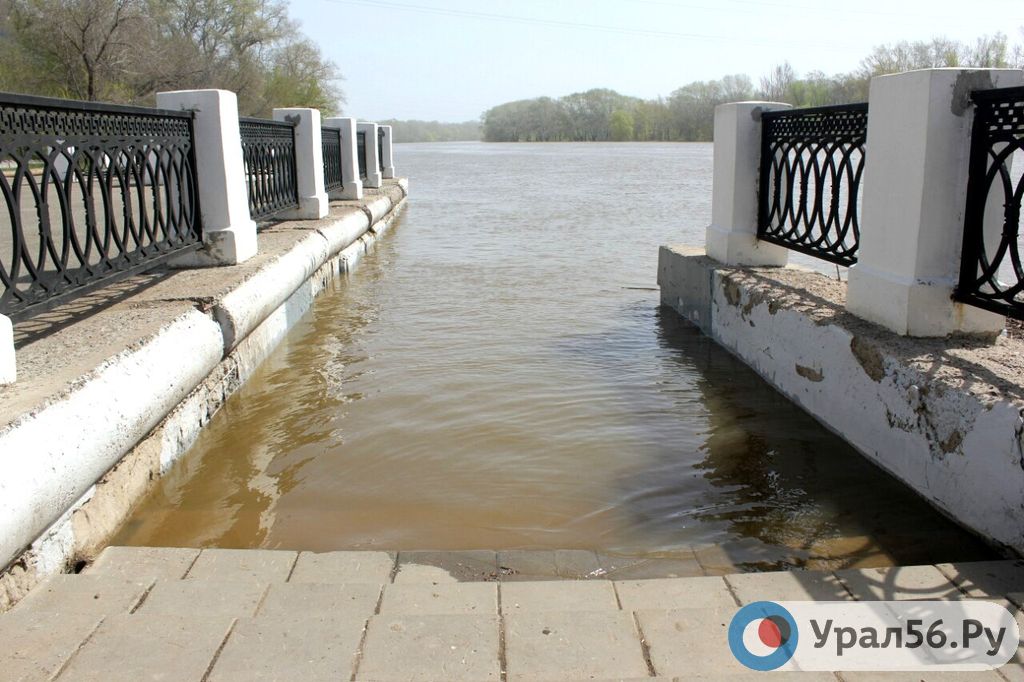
[0,181,407,609]
[1,547,1023,680]
[658,245,1024,556]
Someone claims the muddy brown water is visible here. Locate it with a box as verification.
[114,142,996,571]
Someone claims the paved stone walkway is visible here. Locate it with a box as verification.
[2,548,1023,680]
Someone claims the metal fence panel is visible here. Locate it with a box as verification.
[322,126,343,192]
[0,93,201,320]
[956,86,1024,320]
[757,103,868,267]
[239,117,299,222]
[357,130,367,180]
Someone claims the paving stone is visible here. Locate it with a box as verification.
[381,582,497,615]
[496,550,559,581]
[136,579,266,617]
[56,613,232,681]
[258,582,382,620]
[994,601,1024,682]
[615,576,737,611]
[725,570,853,604]
[504,610,649,681]
[501,580,619,613]
[692,544,741,576]
[186,548,297,583]
[837,564,960,601]
[936,560,1024,598]
[597,551,704,580]
[675,671,835,675]
[1000,665,1024,682]
[637,607,750,676]
[12,575,151,616]
[358,614,500,681]
[86,546,200,580]
[841,673,1004,680]
[554,550,603,578]
[289,551,395,584]
[0,610,103,681]
[208,614,366,681]
[394,551,499,583]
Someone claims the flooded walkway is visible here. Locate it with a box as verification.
[115,143,994,570]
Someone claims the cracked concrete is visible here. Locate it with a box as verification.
[0,181,407,610]
[659,245,1024,555]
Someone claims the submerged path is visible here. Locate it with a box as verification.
[114,143,994,571]
[2,547,1023,680]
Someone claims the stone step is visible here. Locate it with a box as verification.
[86,545,725,582]
[3,548,1023,680]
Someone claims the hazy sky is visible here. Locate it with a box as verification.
[290,0,1024,122]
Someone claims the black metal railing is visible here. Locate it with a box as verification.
[239,117,299,222]
[0,93,202,321]
[377,127,385,170]
[955,86,1024,320]
[757,103,868,266]
[357,130,367,180]
[322,126,343,192]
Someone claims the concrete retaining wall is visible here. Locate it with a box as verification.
[0,182,407,610]
[659,244,1024,555]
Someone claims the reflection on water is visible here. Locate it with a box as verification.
[114,142,995,570]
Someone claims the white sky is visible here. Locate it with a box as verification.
[290,0,1024,121]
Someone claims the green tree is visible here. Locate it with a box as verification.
[0,0,343,114]
[609,109,633,141]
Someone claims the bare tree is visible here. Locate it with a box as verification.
[12,0,145,100]
[759,62,795,102]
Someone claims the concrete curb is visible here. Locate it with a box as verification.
[659,244,1024,555]
[0,310,224,571]
[0,182,408,609]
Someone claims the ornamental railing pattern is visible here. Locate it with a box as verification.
[757,103,868,266]
[357,130,367,180]
[0,93,201,321]
[239,117,298,222]
[955,86,1024,320]
[322,126,343,192]
[378,127,385,170]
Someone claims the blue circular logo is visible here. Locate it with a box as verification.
[728,601,799,671]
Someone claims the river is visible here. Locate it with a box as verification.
[114,142,994,571]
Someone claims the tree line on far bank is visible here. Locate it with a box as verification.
[0,0,343,117]
[378,119,481,143]
[482,32,1024,143]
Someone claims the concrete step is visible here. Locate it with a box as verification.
[2,547,1023,680]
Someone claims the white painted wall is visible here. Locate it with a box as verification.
[0,182,407,592]
[0,314,14,385]
[156,89,257,265]
[324,117,363,200]
[705,101,791,267]
[357,122,383,188]
[846,68,1024,336]
[380,125,396,179]
[273,107,329,220]
[660,245,1024,553]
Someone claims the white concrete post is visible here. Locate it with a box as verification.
[357,121,383,188]
[156,89,257,265]
[380,125,396,179]
[272,107,329,220]
[0,314,14,385]
[846,68,1024,337]
[705,101,792,266]
[324,117,363,200]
